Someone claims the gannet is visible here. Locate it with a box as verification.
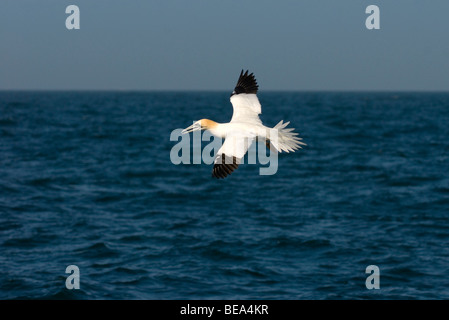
[182,70,306,178]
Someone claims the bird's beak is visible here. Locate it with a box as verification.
[182,122,200,134]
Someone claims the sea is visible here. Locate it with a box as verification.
[1,91,449,300]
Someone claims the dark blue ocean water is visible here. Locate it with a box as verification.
[1,91,449,300]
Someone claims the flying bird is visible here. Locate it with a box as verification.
[182,70,305,178]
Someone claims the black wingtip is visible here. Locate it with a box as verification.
[231,69,258,96]
[212,154,240,179]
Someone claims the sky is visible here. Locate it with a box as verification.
[1,0,448,91]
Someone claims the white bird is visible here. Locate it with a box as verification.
[182,70,306,178]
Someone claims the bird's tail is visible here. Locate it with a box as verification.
[268,120,306,153]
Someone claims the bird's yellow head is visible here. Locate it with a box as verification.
[182,119,218,134]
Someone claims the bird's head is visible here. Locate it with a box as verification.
[182,119,217,134]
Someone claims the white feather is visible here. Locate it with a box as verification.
[230,93,262,125]
[215,133,255,163]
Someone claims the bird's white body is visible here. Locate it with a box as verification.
[208,122,269,140]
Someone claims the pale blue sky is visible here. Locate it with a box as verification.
[1,0,448,91]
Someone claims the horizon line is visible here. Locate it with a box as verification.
[1,89,449,93]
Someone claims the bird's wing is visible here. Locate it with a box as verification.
[230,70,262,125]
[212,134,254,179]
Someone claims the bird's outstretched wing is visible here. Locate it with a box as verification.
[212,134,254,179]
[230,70,262,125]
